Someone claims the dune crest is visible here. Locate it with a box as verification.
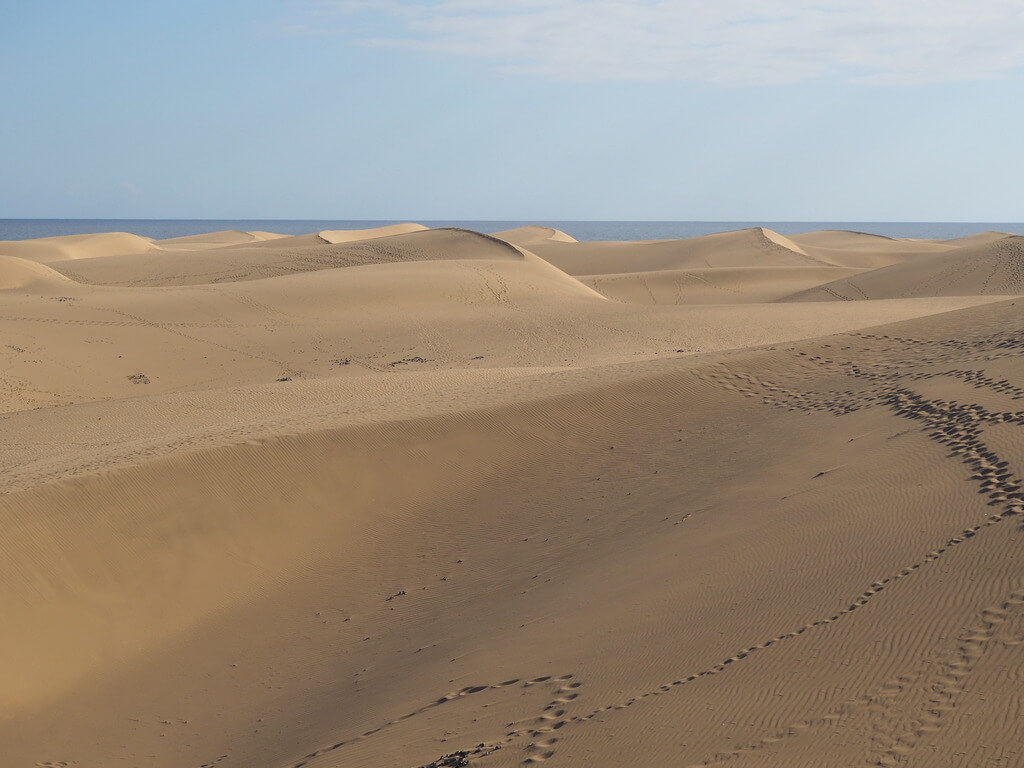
[156,230,289,249]
[519,226,838,277]
[0,231,159,263]
[582,264,865,305]
[319,222,429,243]
[46,227,545,287]
[0,254,73,291]
[925,230,1016,247]
[492,225,579,246]
[783,235,1024,301]
[785,229,962,269]
[759,226,810,256]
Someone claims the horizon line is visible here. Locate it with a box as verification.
[3,218,1023,224]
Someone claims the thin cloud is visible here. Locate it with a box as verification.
[303,0,1024,85]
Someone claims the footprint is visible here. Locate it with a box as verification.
[522,751,556,764]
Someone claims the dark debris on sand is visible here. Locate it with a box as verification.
[414,743,499,768]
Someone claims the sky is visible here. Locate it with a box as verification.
[1,0,1023,221]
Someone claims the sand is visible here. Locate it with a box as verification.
[2,223,1023,768]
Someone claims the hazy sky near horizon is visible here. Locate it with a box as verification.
[2,1,1023,220]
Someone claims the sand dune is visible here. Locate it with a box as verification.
[320,222,429,243]
[582,265,865,304]
[0,254,73,291]
[0,231,159,263]
[46,228,536,287]
[523,227,833,276]
[784,235,1024,301]
[492,225,579,246]
[785,229,962,269]
[2,223,1023,768]
[921,230,1016,247]
[209,223,431,252]
[156,229,289,249]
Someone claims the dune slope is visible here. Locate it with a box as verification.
[492,225,579,246]
[1,224,1022,768]
[783,235,1024,301]
[44,228,533,287]
[525,227,829,276]
[156,229,289,249]
[0,231,159,263]
[0,254,73,291]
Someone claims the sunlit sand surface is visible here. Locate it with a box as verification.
[3,224,1023,768]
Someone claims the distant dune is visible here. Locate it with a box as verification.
[156,229,290,249]
[920,230,1015,247]
[46,227,568,287]
[320,222,429,243]
[783,235,1024,301]
[0,231,159,263]
[582,265,866,304]
[521,227,834,276]
[492,225,579,246]
[2,222,1023,768]
[784,229,962,269]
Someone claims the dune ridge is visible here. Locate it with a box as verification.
[493,225,579,246]
[156,229,290,249]
[2,222,1023,768]
[45,227,543,287]
[0,254,73,291]
[0,231,159,263]
[518,226,836,277]
[319,222,429,243]
[783,235,1024,301]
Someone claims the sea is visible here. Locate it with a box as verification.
[1,220,1022,243]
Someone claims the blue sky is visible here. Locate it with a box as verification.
[2,0,1022,220]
